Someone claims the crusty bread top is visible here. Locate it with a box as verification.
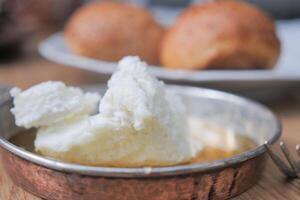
[160,1,280,69]
[65,2,164,64]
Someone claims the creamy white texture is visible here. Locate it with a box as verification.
[99,57,187,135]
[10,81,100,129]
[12,57,202,167]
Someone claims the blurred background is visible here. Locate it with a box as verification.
[0,0,299,100]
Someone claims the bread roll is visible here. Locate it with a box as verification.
[161,1,280,70]
[65,2,164,65]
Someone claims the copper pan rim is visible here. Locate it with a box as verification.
[0,85,281,178]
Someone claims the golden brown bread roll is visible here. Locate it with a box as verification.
[160,1,280,70]
[64,2,164,65]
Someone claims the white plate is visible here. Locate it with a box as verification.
[38,19,300,100]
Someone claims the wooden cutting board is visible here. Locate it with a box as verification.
[0,57,299,200]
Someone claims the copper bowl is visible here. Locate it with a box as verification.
[0,85,281,200]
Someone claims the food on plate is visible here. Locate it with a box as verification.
[64,2,164,65]
[160,1,280,70]
[11,120,257,166]
[10,56,202,167]
[10,56,257,168]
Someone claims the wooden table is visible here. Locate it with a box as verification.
[0,56,299,200]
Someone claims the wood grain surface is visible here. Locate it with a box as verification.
[0,56,299,200]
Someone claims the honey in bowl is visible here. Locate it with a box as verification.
[189,135,256,164]
[187,119,257,164]
[10,120,257,166]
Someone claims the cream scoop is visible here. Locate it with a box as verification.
[10,81,100,129]
[11,56,202,167]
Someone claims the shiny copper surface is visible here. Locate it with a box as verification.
[0,85,280,200]
[1,148,266,200]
